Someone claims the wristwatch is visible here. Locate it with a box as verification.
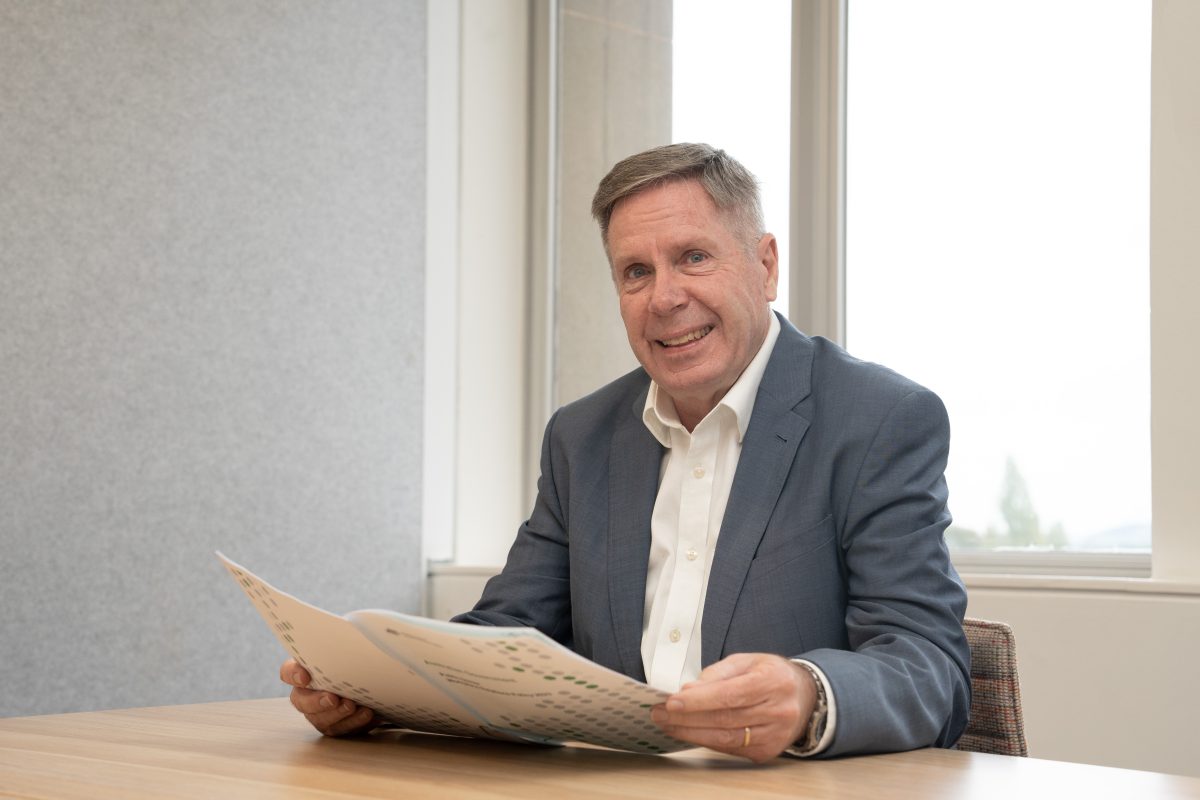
[795,661,829,752]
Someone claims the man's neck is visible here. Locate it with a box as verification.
[674,396,723,433]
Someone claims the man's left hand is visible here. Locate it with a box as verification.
[649,653,816,763]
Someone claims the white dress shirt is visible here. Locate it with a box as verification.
[638,313,836,755]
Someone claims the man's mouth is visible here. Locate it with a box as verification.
[658,325,714,347]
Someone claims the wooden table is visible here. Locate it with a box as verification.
[2,697,1198,799]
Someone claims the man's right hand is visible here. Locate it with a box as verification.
[280,658,377,737]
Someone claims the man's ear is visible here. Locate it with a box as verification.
[758,233,779,302]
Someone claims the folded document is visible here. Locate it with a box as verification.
[218,552,688,754]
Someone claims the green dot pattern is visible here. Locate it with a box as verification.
[468,637,688,754]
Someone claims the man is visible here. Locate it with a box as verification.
[283,143,971,762]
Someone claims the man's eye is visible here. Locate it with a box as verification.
[687,252,706,264]
[626,265,649,279]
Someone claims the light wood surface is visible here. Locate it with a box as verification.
[2,698,1198,799]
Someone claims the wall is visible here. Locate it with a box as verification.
[0,1,426,717]
[967,583,1200,777]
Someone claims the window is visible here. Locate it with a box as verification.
[673,0,792,316]
[844,1,1152,555]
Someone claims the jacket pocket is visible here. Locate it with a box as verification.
[748,513,835,577]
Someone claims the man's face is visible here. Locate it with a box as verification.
[607,179,778,426]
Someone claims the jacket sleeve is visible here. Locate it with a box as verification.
[803,388,972,756]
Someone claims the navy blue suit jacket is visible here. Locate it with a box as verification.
[456,315,971,756]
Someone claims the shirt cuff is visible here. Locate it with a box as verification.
[784,659,837,757]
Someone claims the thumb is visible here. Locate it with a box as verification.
[686,652,761,686]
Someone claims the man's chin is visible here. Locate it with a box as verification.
[646,369,723,402]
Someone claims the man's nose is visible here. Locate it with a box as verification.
[648,268,687,315]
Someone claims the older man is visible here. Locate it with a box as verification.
[283,143,971,762]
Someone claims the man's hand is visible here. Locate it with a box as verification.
[649,653,816,763]
[280,659,377,737]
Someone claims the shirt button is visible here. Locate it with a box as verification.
[693,466,705,479]
[669,628,681,643]
[686,548,698,561]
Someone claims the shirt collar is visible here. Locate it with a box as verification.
[642,312,782,447]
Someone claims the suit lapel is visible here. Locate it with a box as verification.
[702,319,813,667]
[607,385,661,682]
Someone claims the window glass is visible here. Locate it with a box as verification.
[845,0,1152,552]
[673,0,792,316]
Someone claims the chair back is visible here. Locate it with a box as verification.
[958,617,1028,756]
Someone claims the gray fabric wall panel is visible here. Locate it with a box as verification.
[0,1,425,716]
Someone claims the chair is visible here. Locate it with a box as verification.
[957,617,1028,756]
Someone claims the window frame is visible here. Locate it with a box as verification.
[790,0,1190,581]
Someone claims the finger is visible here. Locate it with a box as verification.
[650,703,753,731]
[652,722,786,764]
[321,705,378,737]
[690,652,760,685]
[665,669,763,713]
[291,685,351,717]
[667,654,802,714]
[280,659,312,688]
[294,690,364,733]
[654,699,805,746]
[657,656,812,753]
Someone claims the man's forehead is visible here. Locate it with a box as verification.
[610,178,714,219]
[607,180,735,248]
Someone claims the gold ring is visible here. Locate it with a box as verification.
[742,726,752,748]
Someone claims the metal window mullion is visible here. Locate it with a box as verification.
[790,0,847,345]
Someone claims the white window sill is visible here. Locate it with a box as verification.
[952,550,1150,579]
[951,550,1200,595]
[962,572,1200,597]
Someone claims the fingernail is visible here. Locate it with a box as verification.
[666,698,684,712]
[319,695,334,709]
[340,701,354,713]
[292,672,305,686]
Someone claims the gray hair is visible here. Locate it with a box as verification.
[591,143,765,250]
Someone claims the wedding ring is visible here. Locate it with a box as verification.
[742,726,752,748]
